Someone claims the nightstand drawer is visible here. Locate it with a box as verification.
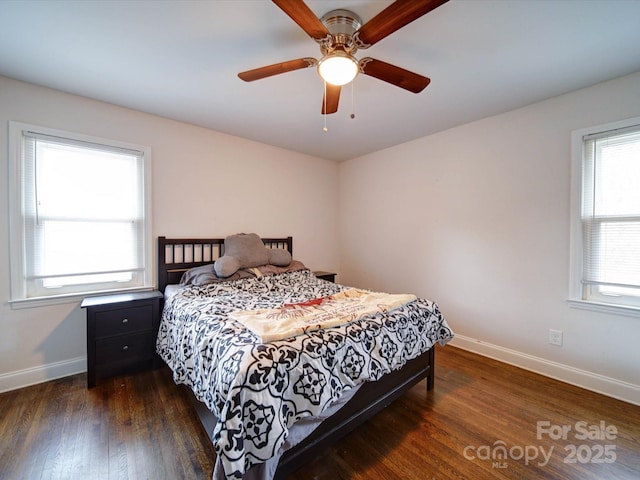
[95,331,155,364]
[95,304,153,337]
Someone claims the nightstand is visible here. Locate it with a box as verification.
[81,290,163,388]
[314,271,337,282]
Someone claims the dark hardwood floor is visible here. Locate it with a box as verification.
[1,346,638,479]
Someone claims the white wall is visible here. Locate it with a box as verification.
[339,72,640,405]
[3,71,639,404]
[0,76,339,391]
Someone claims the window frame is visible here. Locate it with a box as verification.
[8,121,154,308]
[569,115,640,317]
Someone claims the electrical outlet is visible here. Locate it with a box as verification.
[549,329,563,346]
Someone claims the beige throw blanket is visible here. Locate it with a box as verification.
[230,288,417,342]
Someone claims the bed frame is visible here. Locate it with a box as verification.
[157,236,435,479]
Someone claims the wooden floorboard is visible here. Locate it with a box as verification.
[1,345,638,479]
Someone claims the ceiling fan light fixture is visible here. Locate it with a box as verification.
[318,52,359,86]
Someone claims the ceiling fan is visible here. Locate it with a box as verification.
[238,0,449,115]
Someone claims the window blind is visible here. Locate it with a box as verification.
[21,130,147,296]
[582,126,640,291]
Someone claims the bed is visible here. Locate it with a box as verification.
[156,235,453,479]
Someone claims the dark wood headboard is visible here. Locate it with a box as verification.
[157,236,293,292]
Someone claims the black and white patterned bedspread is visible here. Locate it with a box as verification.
[157,269,453,479]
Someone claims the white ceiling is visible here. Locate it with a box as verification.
[1,0,640,161]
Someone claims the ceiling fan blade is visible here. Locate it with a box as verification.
[238,58,317,82]
[272,0,330,41]
[360,58,430,93]
[321,83,341,114]
[356,0,449,47]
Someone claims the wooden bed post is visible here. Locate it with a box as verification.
[426,346,435,391]
[157,236,168,292]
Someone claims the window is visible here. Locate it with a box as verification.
[9,122,152,305]
[570,117,640,314]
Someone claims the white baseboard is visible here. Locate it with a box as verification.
[0,357,86,393]
[3,339,639,407]
[449,335,640,406]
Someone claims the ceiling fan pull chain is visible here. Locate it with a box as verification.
[350,80,356,120]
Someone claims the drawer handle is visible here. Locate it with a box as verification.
[122,345,129,351]
[122,318,129,324]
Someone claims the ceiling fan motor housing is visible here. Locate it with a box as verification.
[238,0,439,113]
[319,9,362,55]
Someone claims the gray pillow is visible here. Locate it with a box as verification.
[214,233,270,277]
[268,248,292,266]
[214,256,241,278]
[180,263,217,285]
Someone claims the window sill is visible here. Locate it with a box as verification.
[567,299,640,318]
[8,286,156,310]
